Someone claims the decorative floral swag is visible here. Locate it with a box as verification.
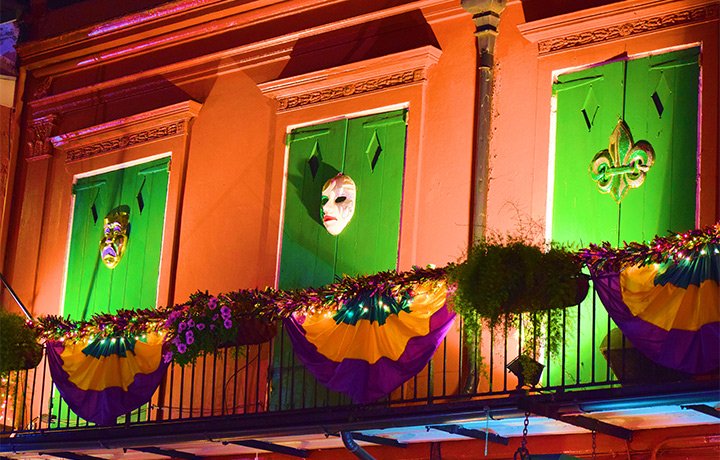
[30,224,719,365]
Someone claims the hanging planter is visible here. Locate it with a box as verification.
[221,316,277,347]
[164,291,279,366]
[448,237,587,358]
[0,311,43,375]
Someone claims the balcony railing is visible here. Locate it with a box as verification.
[0,284,705,435]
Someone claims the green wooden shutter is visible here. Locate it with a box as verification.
[273,109,407,409]
[64,156,170,319]
[551,61,625,247]
[279,120,347,289]
[549,48,699,386]
[336,110,406,276]
[620,47,699,242]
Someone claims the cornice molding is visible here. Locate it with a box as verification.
[20,0,454,75]
[50,100,202,163]
[518,0,719,55]
[259,46,441,111]
[20,1,459,116]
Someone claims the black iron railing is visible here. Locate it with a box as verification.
[0,284,699,434]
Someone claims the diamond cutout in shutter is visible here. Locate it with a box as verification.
[90,202,98,224]
[365,131,382,171]
[136,179,145,213]
[308,141,322,179]
[651,74,670,118]
[581,86,600,132]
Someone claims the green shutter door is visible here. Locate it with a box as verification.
[64,156,170,319]
[273,110,407,409]
[549,48,699,386]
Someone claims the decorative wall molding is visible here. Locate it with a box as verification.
[50,100,202,163]
[260,46,441,112]
[25,115,58,161]
[518,0,719,55]
[276,69,425,111]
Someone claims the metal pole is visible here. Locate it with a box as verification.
[460,0,507,394]
[0,271,33,320]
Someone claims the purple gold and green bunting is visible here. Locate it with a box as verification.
[284,280,455,403]
[46,332,168,425]
[591,244,720,374]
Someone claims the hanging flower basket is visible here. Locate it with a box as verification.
[164,291,280,366]
[221,317,277,347]
[447,236,589,371]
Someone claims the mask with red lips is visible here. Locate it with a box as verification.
[321,173,356,235]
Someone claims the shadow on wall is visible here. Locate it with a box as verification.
[279,10,440,79]
[520,0,625,22]
[288,164,341,228]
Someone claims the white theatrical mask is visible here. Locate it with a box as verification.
[321,173,356,235]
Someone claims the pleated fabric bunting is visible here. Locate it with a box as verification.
[592,244,720,374]
[284,280,455,403]
[46,332,168,425]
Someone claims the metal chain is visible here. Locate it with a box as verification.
[592,430,597,460]
[514,412,531,460]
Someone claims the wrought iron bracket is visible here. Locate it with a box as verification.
[133,446,202,459]
[427,424,509,445]
[682,404,720,419]
[224,440,309,458]
[329,432,408,448]
[39,453,106,460]
[519,400,633,440]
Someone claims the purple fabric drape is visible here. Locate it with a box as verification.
[591,264,719,375]
[46,339,169,425]
[284,300,455,404]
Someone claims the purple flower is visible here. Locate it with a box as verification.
[187,319,195,328]
[163,351,173,364]
[178,321,187,332]
[177,343,187,354]
[165,311,181,327]
[223,318,232,329]
[220,306,231,319]
[208,297,218,310]
[196,323,205,331]
[212,314,219,321]
[185,330,195,345]
[210,324,216,331]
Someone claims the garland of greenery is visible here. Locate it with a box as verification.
[27,225,718,366]
[32,266,446,365]
[578,223,720,271]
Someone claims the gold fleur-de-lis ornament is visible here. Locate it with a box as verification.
[590,120,655,202]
